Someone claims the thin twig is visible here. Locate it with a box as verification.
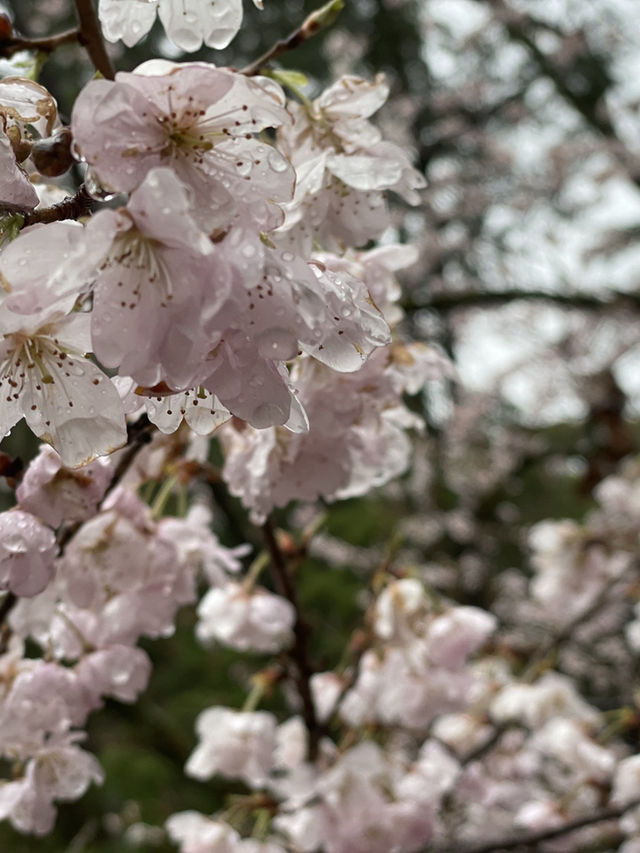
[263,518,322,760]
[0,28,79,57]
[74,0,115,80]
[56,416,155,551]
[431,797,640,853]
[241,0,343,76]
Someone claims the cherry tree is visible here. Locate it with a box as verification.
[0,1,640,852]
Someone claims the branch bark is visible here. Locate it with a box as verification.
[431,797,640,853]
[21,184,94,227]
[241,0,343,76]
[0,28,79,57]
[417,289,640,314]
[262,518,322,760]
[0,591,16,655]
[74,0,115,80]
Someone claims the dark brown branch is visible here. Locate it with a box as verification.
[262,518,321,760]
[0,28,79,57]
[20,185,94,227]
[74,0,115,80]
[56,415,155,551]
[523,566,633,679]
[241,0,343,76]
[432,797,640,853]
[0,591,16,655]
[418,289,640,314]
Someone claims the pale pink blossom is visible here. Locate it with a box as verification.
[186,707,276,786]
[277,74,425,252]
[221,345,430,521]
[0,510,56,597]
[86,168,224,390]
[71,62,294,232]
[196,581,295,652]
[275,742,437,853]
[99,0,264,51]
[0,234,126,466]
[16,446,112,529]
[166,812,242,853]
[0,740,103,836]
[75,646,152,705]
[490,673,602,729]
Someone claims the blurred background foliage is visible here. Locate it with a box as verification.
[1,0,640,849]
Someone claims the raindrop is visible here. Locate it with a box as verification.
[267,150,289,173]
[257,327,298,361]
[85,168,117,202]
[251,401,287,428]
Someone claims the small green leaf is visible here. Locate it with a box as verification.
[270,69,310,90]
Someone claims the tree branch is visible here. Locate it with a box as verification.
[262,518,322,760]
[74,0,115,80]
[0,591,16,655]
[432,797,640,853]
[0,28,79,57]
[241,0,343,76]
[56,415,155,551]
[418,289,640,314]
[20,184,94,227]
[477,0,640,185]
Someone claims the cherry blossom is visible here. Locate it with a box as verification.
[186,707,277,786]
[71,61,294,232]
[0,302,126,467]
[0,130,38,211]
[221,344,435,521]
[0,510,56,597]
[98,0,265,51]
[16,446,112,529]
[196,581,295,652]
[276,74,426,253]
[86,167,224,389]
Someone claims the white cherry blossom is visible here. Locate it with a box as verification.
[71,62,294,233]
[0,305,126,468]
[276,74,426,253]
[196,581,295,652]
[99,0,264,51]
[0,510,56,597]
[186,707,276,786]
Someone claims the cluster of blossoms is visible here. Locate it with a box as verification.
[0,437,266,831]
[0,0,437,841]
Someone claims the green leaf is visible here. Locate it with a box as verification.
[270,69,310,89]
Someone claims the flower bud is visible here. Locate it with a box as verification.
[31,127,74,177]
[0,13,13,41]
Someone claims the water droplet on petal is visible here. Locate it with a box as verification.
[257,327,298,361]
[251,401,288,428]
[268,150,289,173]
[85,168,117,201]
